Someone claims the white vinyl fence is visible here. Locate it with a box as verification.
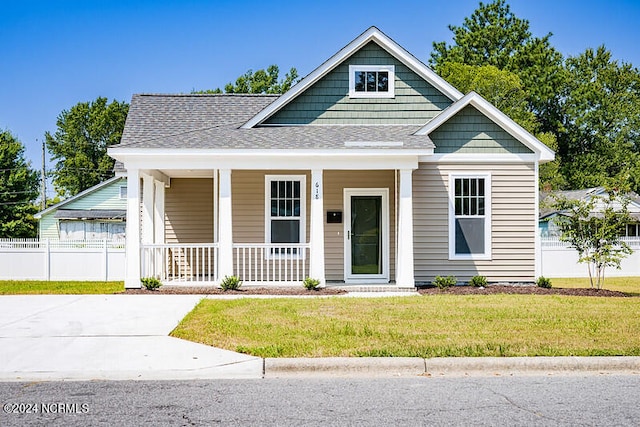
[0,237,638,282]
[540,237,640,278]
[0,239,125,281]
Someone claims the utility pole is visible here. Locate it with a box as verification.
[41,140,46,211]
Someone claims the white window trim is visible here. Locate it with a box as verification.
[119,185,127,199]
[264,175,307,257]
[348,65,395,99]
[448,173,492,260]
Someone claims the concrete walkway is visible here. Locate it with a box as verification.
[0,295,262,381]
[1,294,638,381]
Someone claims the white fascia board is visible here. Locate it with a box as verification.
[241,27,462,129]
[34,176,124,218]
[416,92,556,163]
[420,153,539,163]
[110,149,425,171]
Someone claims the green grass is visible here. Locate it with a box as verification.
[0,280,124,294]
[171,294,640,358]
[549,277,640,294]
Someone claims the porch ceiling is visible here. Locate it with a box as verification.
[158,169,214,178]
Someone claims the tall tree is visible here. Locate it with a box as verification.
[46,97,129,197]
[193,65,299,94]
[558,47,640,193]
[0,130,39,237]
[430,0,566,135]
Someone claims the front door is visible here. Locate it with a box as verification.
[344,189,389,282]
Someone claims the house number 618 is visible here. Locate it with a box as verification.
[314,182,320,199]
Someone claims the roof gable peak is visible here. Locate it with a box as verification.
[416,91,555,162]
[241,27,463,129]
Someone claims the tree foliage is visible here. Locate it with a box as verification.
[430,0,639,193]
[0,130,39,237]
[193,65,299,95]
[551,192,633,289]
[45,97,129,197]
[558,47,640,192]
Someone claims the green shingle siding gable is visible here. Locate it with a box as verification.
[431,105,533,154]
[265,42,452,125]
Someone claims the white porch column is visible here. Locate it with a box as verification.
[125,168,141,289]
[396,169,415,288]
[153,181,165,278]
[142,174,154,244]
[218,169,233,279]
[153,181,165,244]
[310,169,326,286]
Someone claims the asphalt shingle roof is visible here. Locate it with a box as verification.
[117,94,436,150]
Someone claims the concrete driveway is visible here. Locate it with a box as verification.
[0,295,263,381]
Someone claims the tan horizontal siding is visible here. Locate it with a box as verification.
[165,178,213,243]
[413,162,537,283]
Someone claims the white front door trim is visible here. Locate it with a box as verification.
[343,188,390,284]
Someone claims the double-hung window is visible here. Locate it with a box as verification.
[449,174,491,259]
[348,65,395,98]
[265,175,306,255]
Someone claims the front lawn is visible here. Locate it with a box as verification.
[0,281,124,294]
[171,294,640,358]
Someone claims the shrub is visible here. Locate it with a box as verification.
[220,275,242,291]
[303,277,321,291]
[141,277,162,291]
[469,275,487,287]
[433,275,457,289]
[536,276,552,289]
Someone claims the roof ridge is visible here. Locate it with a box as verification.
[134,93,281,98]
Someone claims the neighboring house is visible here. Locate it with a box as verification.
[34,176,127,240]
[539,187,640,237]
[109,27,555,289]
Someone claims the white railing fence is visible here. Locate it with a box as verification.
[141,243,219,283]
[1,237,638,282]
[233,244,310,285]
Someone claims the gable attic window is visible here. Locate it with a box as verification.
[349,65,395,98]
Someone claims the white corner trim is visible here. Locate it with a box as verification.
[241,26,463,128]
[415,91,555,162]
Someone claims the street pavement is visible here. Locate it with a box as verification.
[0,294,638,381]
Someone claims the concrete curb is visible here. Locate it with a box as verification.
[264,356,640,378]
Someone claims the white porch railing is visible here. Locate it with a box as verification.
[233,243,310,285]
[141,243,219,283]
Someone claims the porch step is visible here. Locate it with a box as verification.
[328,285,417,293]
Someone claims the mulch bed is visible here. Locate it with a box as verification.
[417,285,630,297]
[121,287,348,295]
[121,285,630,297]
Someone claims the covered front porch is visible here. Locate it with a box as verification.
[120,152,419,289]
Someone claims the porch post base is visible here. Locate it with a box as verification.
[125,278,142,289]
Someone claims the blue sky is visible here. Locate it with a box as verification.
[2,0,639,198]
